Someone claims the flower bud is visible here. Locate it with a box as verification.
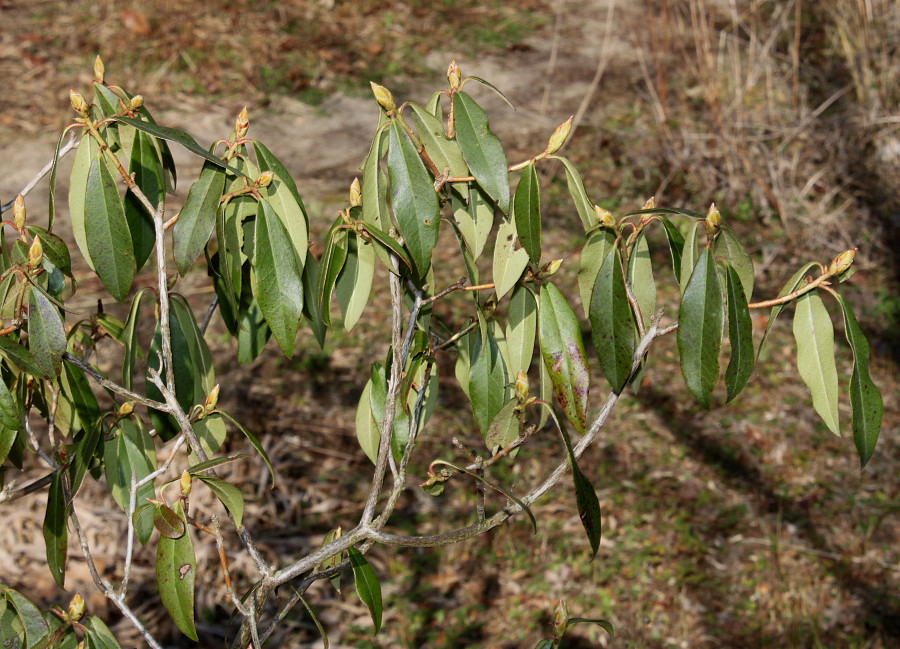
[28,236,43,269]
[514,370,529,402]
[641,196,655,210]
[93,55,105,84]
[234,106,249,140]
[256,171,274,188]
[67,593,86,622]
[828,248,856,276]
[349,177,362,207]
[705,202,721,232]
[543,258,563,277]
[594,205,615,229]
[370,82,396,112]
[69,90,89,116]
[552,598,569,638]
[204,384,220,412]
[447,60,461,90]
[545,116,573,155]
[12,195,25,231]
[117,401,134,418]
[129,95,144,111]
[180,471,192,498]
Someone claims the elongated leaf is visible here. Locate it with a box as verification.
[27,290,66,378]
[568,617,615,636]
[469,322,510,436]
[188,455,250,475]
[513,163,541,263]
[335,233,375,331]
[359,221,414,274]
[85,151,135,302]
[834,294,882,467]
[173,161,226,275]
[153,503,185,539]
[461,76,515,108]
[408,103,468,177]
[317,220,348,327]
[69,134,98,270]
[47,127,73,230]
[25,227,71,277]
[793,291,840,435]
[145,304,195,440]
[0,376,17,431]
[42,471,67,587]
[258,169,309,267]
[388,121,440,277]
[81,616,122,649]
[505,286,537,379]
[553,156,595,231]
[360,125,390,232]
[485,398,522,453]
[627,232,656,330]
[454,329,475,398]
[539,283,590,434]
[355,380,379,464]
[677,249,724,409]
[724,264,754,402]
[122,288,152,390]
[658,215,685,282]
[300,250,327,347]
[253,141,307,211]
[715,228,754,300]
[216,409,275,487]
[196,476,244,527]
[3,586,50,648]
[590,248,637,393]
[156,500,198,641]
[254,199,304,356]
[124,130,162,270]
[451,183,493,261]
[758,262,818,359]
[679,221,701,296]
[577,227,616,317]
[0,335,43,378]
[623,207,705,220]
[114,116,246,177]
[492,219,529,300]
[348,547,382,634]
[453,91,510,212]
[103,418,157,545]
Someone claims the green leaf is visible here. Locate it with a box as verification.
[590,248,637,393]
[679,221,701,296]
[658,215,685,283]
[715,228,754,300]
[626,232,656,330]
[724,264,755,402]
[359,221,414,275]
[513,163,541,263]
[42,471,68,588]
[85,151,136,302]
[216,409,275,487]
[793,291,840,435]
[539,283,590,434]
[355,380,379,464]
[568,617,615,636]
[103,418,157,545]
[196,476,244,528]
[453,91,510,213]
[492,219,529,300]
[468,321,510,437]
[833,294,882,467]
[3,586,50,649]
[258,168,309,269]
[348,547,382,634]
[505,285,537,379]
[173,161,226,276]
[254,199,304,356]
[253,141,307,212]
[81,616,122,649]
[451,184,493,261]
[335,233,375,332]
[408,103,468,177]
[387,120,440,278]
[187,454,250,475]
[316,220,349,327]
[0,335,43,378]
[114,115,246,177]
[0,375,17,431]
[27,289,66,378]
[758,262,818,360]
[300,250,327,347]
[677,248,724,409]
[68,134,98,271]
[153,503,185,539]
[122,288,153,390]
[155,500,198,641]
[485,398,522,453]
[553,156,595,231]
[534,640,555,649]
[360,125,391,232]
[576,227,616,318]
[124,130,163,271]
[461,76,515,109]
[0,426,16,467]
[623,207,705,220]
[26,227,71,277]
[47,127,73,231]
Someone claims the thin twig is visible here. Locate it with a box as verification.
[0,472,54,504]
[63,352,168,410]
[200,295,219,334]
[0,133,78,214]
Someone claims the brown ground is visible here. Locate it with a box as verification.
[0,1,897,648]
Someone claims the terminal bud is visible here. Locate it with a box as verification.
[129,95,144,111]
[545,116,573,155]
[28,236,43,269]
[256,171,274,188]
[117,401,134,418]
[829,248,856,276]
[12,195,25,231]
[69,90,89,116]
[705,202,721,232]
[447,60,461,90]
[349,177,362,207]
[234,106,250,140]
[641,196,656,210]
[552,598,569,638]
[594,205,615,229]
[93,55,105,84]
[180,471,193,498]
[514,370,530,402]
[67,593,86,622]
[204,384,220,413]
[370,82,396,112]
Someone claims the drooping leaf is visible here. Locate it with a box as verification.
[677,248,724,409]
[348,547,382,634]
[539,283,590,434]
[47,126,74,231]
[453,91,510,212]
[468,321,510,436]
[0,376,17,431]
[590,248,637,393]
[513,163,541,263]
[568,617,615,636]
[124,130,163,270]
[335,233,376,332]
[216,409,275,487]
[155,500,198,641]
[833,294,883,467]
[793,291,840,435]
[258,168,309,268]
[461,76,515,108]
[42,471,67,588]
[387,120,440,278]
[254,199,304,356]
[715,228,754,300]
[173,161,226,276]
[679,221,701,296]
[658,215,685,283]
[485,398,522,453]
[68,134,98,270]
[300,250,327,347]
[0,335,43,378]
[25,227,71,277]
[626,232,656,330]
[724,264,755,402]
[61,360,101,435]
[84,151,136,302]
[316,219,349,327]
[121,287,153,390]
[360,124,390,233]
[408,102,468,177]
[27,289,66,378]
[758,262,818,360]
[103,418,157,545]
[576,227,616,318]
[451,183,493,261]
[505,285,537,379]
[2,586,50,648]
[553,156,595,231]
[359,221,414,275]
[492,219,529,300]
[355,380,379,464]
[145,301,196,440]
[187,454,250,475]
[81,616,122,649]
[153,503,185,539]
[196,476,244,528]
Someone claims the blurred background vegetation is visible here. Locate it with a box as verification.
[0,1,896,647]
